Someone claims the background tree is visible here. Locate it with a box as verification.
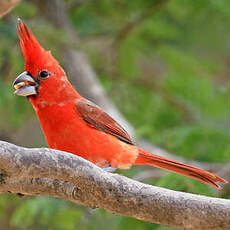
[0,0,230,229]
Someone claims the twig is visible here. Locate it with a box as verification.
[0,0,20,18]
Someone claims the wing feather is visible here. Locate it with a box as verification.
[75,99,133,145]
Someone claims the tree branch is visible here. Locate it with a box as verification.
[0,0,20,18]
[0,140,229,230]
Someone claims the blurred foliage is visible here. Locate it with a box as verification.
[0,0,230,229]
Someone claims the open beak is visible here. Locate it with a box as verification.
[13,71,37,96]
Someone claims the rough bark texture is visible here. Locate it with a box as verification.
[0,140,229,230]
[0,0,20,18]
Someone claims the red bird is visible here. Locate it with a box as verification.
[13,20,227,188]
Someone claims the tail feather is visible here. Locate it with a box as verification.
[135,149,227,188]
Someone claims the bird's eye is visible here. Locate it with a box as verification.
[39,70,50,79]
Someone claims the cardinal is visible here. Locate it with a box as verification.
[13,19,227,188]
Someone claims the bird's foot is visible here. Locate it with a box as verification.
[102,167,117,172]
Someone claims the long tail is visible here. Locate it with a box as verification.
[135,148,227,188]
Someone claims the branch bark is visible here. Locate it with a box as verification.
[0,140,229,230]
[0,0,20,18]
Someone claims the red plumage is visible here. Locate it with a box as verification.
[14,19,227,188]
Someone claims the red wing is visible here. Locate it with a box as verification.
[75,99,133,145]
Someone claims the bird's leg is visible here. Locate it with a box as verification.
[96,160,117,172]
[102,167,117,172]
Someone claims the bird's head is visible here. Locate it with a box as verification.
[13,19,72,104]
